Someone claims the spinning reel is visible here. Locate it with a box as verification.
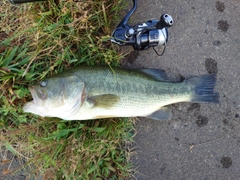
[111,0,173,55]
[9,0,173,55]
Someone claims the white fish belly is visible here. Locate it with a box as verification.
[65,94,192,120]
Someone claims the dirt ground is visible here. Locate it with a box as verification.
[123,0,240,179]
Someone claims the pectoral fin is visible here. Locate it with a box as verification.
[144,107,172,120]
[86,94,120,108]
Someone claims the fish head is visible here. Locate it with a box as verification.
[23,75,85,118]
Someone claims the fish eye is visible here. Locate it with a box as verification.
[40,80,48,87]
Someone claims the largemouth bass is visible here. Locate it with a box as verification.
[23,66,219,120]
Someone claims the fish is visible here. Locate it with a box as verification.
[23,66,219,120]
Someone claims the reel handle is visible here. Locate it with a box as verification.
[156,14,174,29]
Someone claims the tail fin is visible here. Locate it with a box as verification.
[187,74,219,103]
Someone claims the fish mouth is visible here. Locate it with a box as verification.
[28,86,42,105]
[22,86,42,113]
[22,86,45,116]
[22,87,34,113]
[29,86,36,102]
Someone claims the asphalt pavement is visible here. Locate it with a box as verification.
[123,0,240,179]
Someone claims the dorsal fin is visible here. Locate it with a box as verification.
[140,69,169,81]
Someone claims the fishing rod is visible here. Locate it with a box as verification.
[8,0,45,3]
[8,0,173,56]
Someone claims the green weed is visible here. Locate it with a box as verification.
[0,0,134,179]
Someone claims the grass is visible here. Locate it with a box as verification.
[0,0,134,179]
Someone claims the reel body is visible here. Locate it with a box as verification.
[111,19,169,50]
[111,0,173,55]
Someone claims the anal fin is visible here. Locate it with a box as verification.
[144,107,172,120]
